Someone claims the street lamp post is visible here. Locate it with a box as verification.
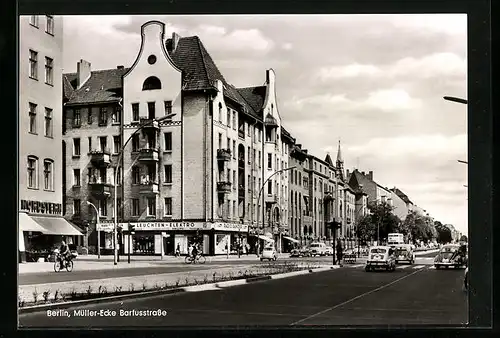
[256,166,296,252]
[86,201,100,259]
[113,114,176,265]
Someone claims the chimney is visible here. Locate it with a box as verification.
[346,169,350,178]
[117,65,124,69]
[76,59,91,89]
[172,32,180,52]
[368,171,373,180]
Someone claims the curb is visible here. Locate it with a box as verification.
[19,266,336,314]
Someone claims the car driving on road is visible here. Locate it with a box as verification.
[394,244,415,265]
[309,242,327,256]
[434,244,467,269]
[260,246,277,261]
[365,246,396,272]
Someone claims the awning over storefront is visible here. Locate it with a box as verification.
[257,235,275,243]
[19,212,48,233]
[31,216,84,236]
[283,236,299,243]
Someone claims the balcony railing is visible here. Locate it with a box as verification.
[138,147,159,161]
[139,181,159,194]
[89,149,111,167]
[88,182,112,199]
[217,181,231,193]
[139,117,160,129]
[216,148,231,162]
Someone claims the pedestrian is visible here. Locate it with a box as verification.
[336,239,343,267]
[175,243,180,257]
[188,243,193,257]
[246,243,250,256]
[256,242,260,257]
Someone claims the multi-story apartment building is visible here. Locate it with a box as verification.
[62,20,293,256]
[288,144,312,247]
[389,187,409,221]
[19,15,83,263]
[62,61,126,254]
[347,169,393,205]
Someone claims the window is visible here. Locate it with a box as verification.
[258,151,261,167]
[73,199,81,215]
[73,138,81,156]
[232,112,236,130]
[99,136,107,152]
[164,132,172,151]
[268,180,272,195]
[267,153,272,169]
[45,15,54,35]
[29,15,38,27]
[87,108,93,124]
[164,198,172,216]
[147,197,156,216]
[218,133,222,150]
[73,109,81,127]
[112,106,121,123]
[132,167,140,184]
[232,141,236,159]
[247,175,251,190]
[29,103,37,133]
[113,136,121,154]
[44,57,54,85]
[218,103,223,123]
[147,102,155,119]
[164,165,172,183]
[227,169,231,184]
[27,156,38,189]
[99,199,107,216]
[99,107,107,126]
[164,101,172,116]
[227,199,231,218]
[227,137,230,149]
[226,108,231,127]
[233,171,236,189]
[132,103,139,121]
[233,201,236,219]
[247,146,251,163]
[253,149,256,164]
[132,135,139,152]
[73,169,81,186]
[29,50,38,79]
[132,199,140,216]
[88,137,92,152]
[44,108,53,137]
[142,76,162,90]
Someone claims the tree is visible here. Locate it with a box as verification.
[435,224,452,244]
[355,215,376,245]
[403,211,436,243]
[358,201,402,243]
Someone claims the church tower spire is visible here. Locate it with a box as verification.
[336,139,345,180]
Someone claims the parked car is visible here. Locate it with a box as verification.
[394,244,415,264]
[261,246,277,261]
[290,246,311,258]
[309,242,327,256]
[365,246,396,272]
[434,244,467,269]
[325,246,334,256]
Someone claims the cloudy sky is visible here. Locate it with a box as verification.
[61,14,468,234]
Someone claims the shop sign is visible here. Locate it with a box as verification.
[213,222,249,232]
[20,199,62,215]
[96,223,115,232]
[126,222,211,231]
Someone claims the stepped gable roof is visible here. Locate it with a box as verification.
[63,67,130,105]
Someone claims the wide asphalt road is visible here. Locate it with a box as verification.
[19,262,467,327]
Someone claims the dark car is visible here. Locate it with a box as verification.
[290,247,311,258]
[434,244,467,269]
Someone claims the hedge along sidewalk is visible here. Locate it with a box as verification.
[19,262,328,305]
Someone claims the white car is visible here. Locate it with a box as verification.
[325,246,334,256]
[365,246,396,272]
[309,242,327,256]
[260,247,277,261]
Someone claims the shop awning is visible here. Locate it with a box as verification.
[257,235,275,243]
[283,236,299,243]
[18,212,48,233]
[31,216,84,236]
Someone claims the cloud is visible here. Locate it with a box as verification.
[282,42,293,50]
[197,25,275,53]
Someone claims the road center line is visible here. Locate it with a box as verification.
[290,269,424,326]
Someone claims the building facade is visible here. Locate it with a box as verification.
[19,15,83,262]
[389,187,409,221]
[62,21,295,256]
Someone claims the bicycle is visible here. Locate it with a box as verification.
[184,253,206,264]
[54,253,74,272]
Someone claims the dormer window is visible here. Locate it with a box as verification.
[142,76,161,90]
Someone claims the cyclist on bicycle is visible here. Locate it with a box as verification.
[191,243,198,258]
[59,240,70,267]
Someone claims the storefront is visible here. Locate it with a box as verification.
[112,221,248,256]
[18,202,84,263]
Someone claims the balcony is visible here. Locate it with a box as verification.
[89,150,111,167]
[138,147,159,161]
[216,149,231,162]
[88,182,112,199]
[139,181,159,195]
[265,194,278,203]
[217,181,231,194]
[238,129,245,140]
[139,118,160,130]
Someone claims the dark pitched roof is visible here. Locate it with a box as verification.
[62,75,75,101]
[390,187,413,205]
[324,154,334,166]
[280,126,294,143]
[64,68,129,105]
[236,86,266,115]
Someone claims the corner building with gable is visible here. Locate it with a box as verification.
[62,21,294,256]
